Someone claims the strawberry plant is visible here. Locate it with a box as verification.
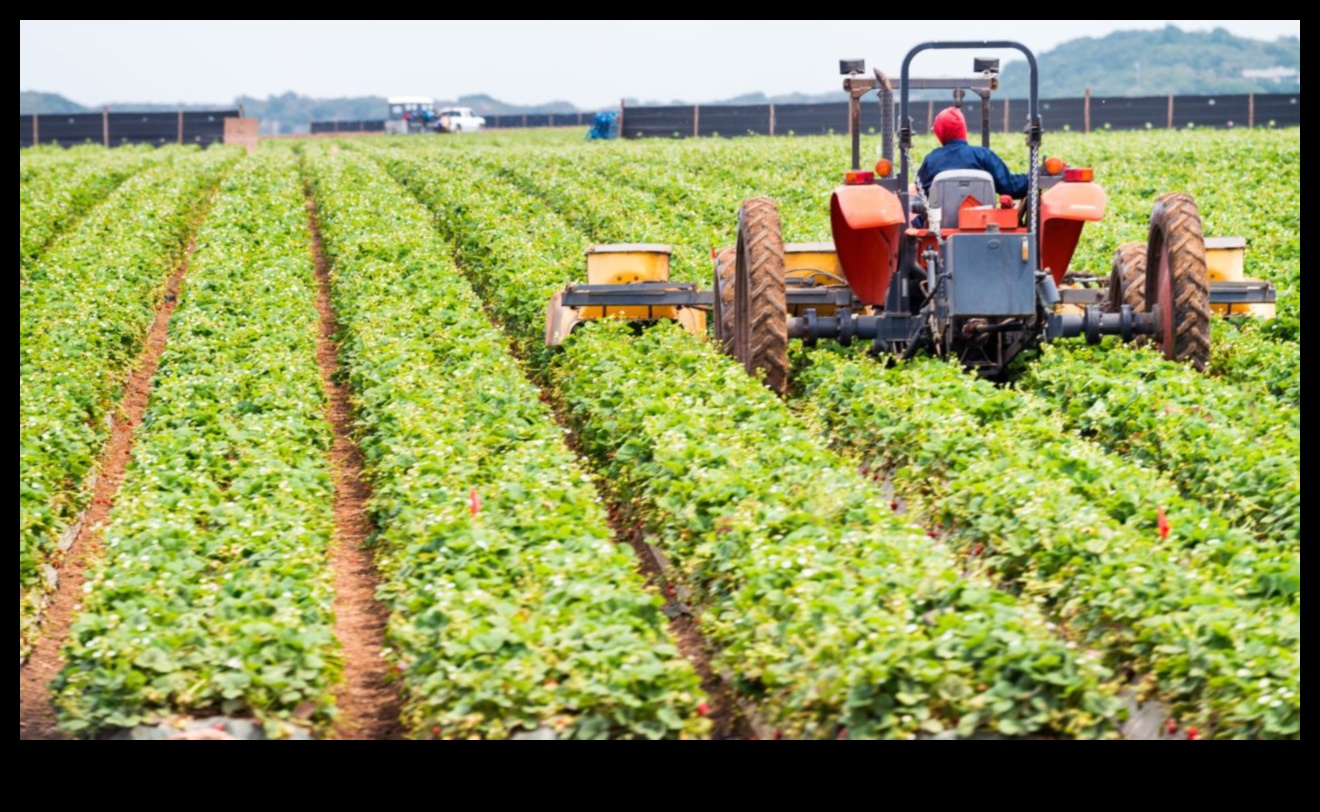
[1022,340,1299,547]
[20,146,159,279]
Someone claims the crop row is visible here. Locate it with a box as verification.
[1208,319,1301,407]
[19,147,239,658]
[375,148,1121,738]
[553,323,1118,738]
[53,152,340,736]
[306,147,707,739]
[370,151,586,361]
[19,146,160,278]
[795,350,1300,738]
[19,144,120,183]
[1022,341,1300,547]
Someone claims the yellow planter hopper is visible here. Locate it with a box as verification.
[545,244,707,346]
[1205,237,1276,319]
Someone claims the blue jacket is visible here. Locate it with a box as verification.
[917,139,1030,200]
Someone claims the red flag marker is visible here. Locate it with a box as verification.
[469,488,481,517]
[1157,506,1171,539]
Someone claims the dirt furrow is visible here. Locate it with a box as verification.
[305,197,405,740]
[609,510,758,740]
[19,249,194,741]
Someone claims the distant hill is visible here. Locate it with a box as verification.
[21,91,90,114]
[22,90,241,116]
[997,26,1300,98]
[694,25,1300,105]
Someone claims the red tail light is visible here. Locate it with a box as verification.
[844,170,875,185]
[1063,167,1094,182]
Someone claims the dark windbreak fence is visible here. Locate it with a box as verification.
[223,93,1302,143]
[482,111,598,128]
[20,110,240,148]
[309,120,387,134]
[618,92,1301,139]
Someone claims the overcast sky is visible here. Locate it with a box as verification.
[20,20,1300,109]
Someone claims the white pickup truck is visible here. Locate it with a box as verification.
[435,107,486,133]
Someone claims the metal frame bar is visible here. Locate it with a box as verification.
[1058,280,1276,306]
[561,281,862,309]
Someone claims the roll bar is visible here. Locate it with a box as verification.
[897,41,1042,235]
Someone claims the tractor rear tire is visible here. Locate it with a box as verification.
[734,197,788,394]
[1105,242,1147,313]
[712,246,737,358]
[1145,193,1211,371]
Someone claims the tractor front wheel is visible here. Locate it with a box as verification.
[712,246,737,358]
[1145,193,1211,370]
[1105,241,1147,313]
[734,197,788,393]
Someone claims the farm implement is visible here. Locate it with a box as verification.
[545,41,1275,392]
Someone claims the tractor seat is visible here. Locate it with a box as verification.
[927,169,995,216]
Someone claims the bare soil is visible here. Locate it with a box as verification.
[305,196,405,740]
[611,511,756,740]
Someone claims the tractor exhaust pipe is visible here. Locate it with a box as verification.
[841,60,874,171]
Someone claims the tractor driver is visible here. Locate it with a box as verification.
[917,106,1029,201]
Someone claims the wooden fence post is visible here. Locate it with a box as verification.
[522,113,528,128]
[1167,95,1174,129]
[1002,97,1010,133]
[619,98,625,138]
[927,100,934,132]
[1084,88,1091,134]
[33,112,39,146]
[693,105,700,138]
[177,110,184,144]
[769,103,776,136]
[549,112,555,127]
[1248,93,1255,128]
[102,106,110,147]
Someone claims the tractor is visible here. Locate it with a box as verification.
[545,41,1275,392]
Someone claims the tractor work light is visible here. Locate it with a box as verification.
[1063,167,1095,182]
[874,158,893,178]
[844,170,875,185]
[1043,156,1065,175]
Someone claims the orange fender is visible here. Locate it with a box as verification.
[830,185,905,305]
[1040,182,1107,282]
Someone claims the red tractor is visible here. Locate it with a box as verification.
[547,41,1274,392]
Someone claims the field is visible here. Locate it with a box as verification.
[18,125,1300,739]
